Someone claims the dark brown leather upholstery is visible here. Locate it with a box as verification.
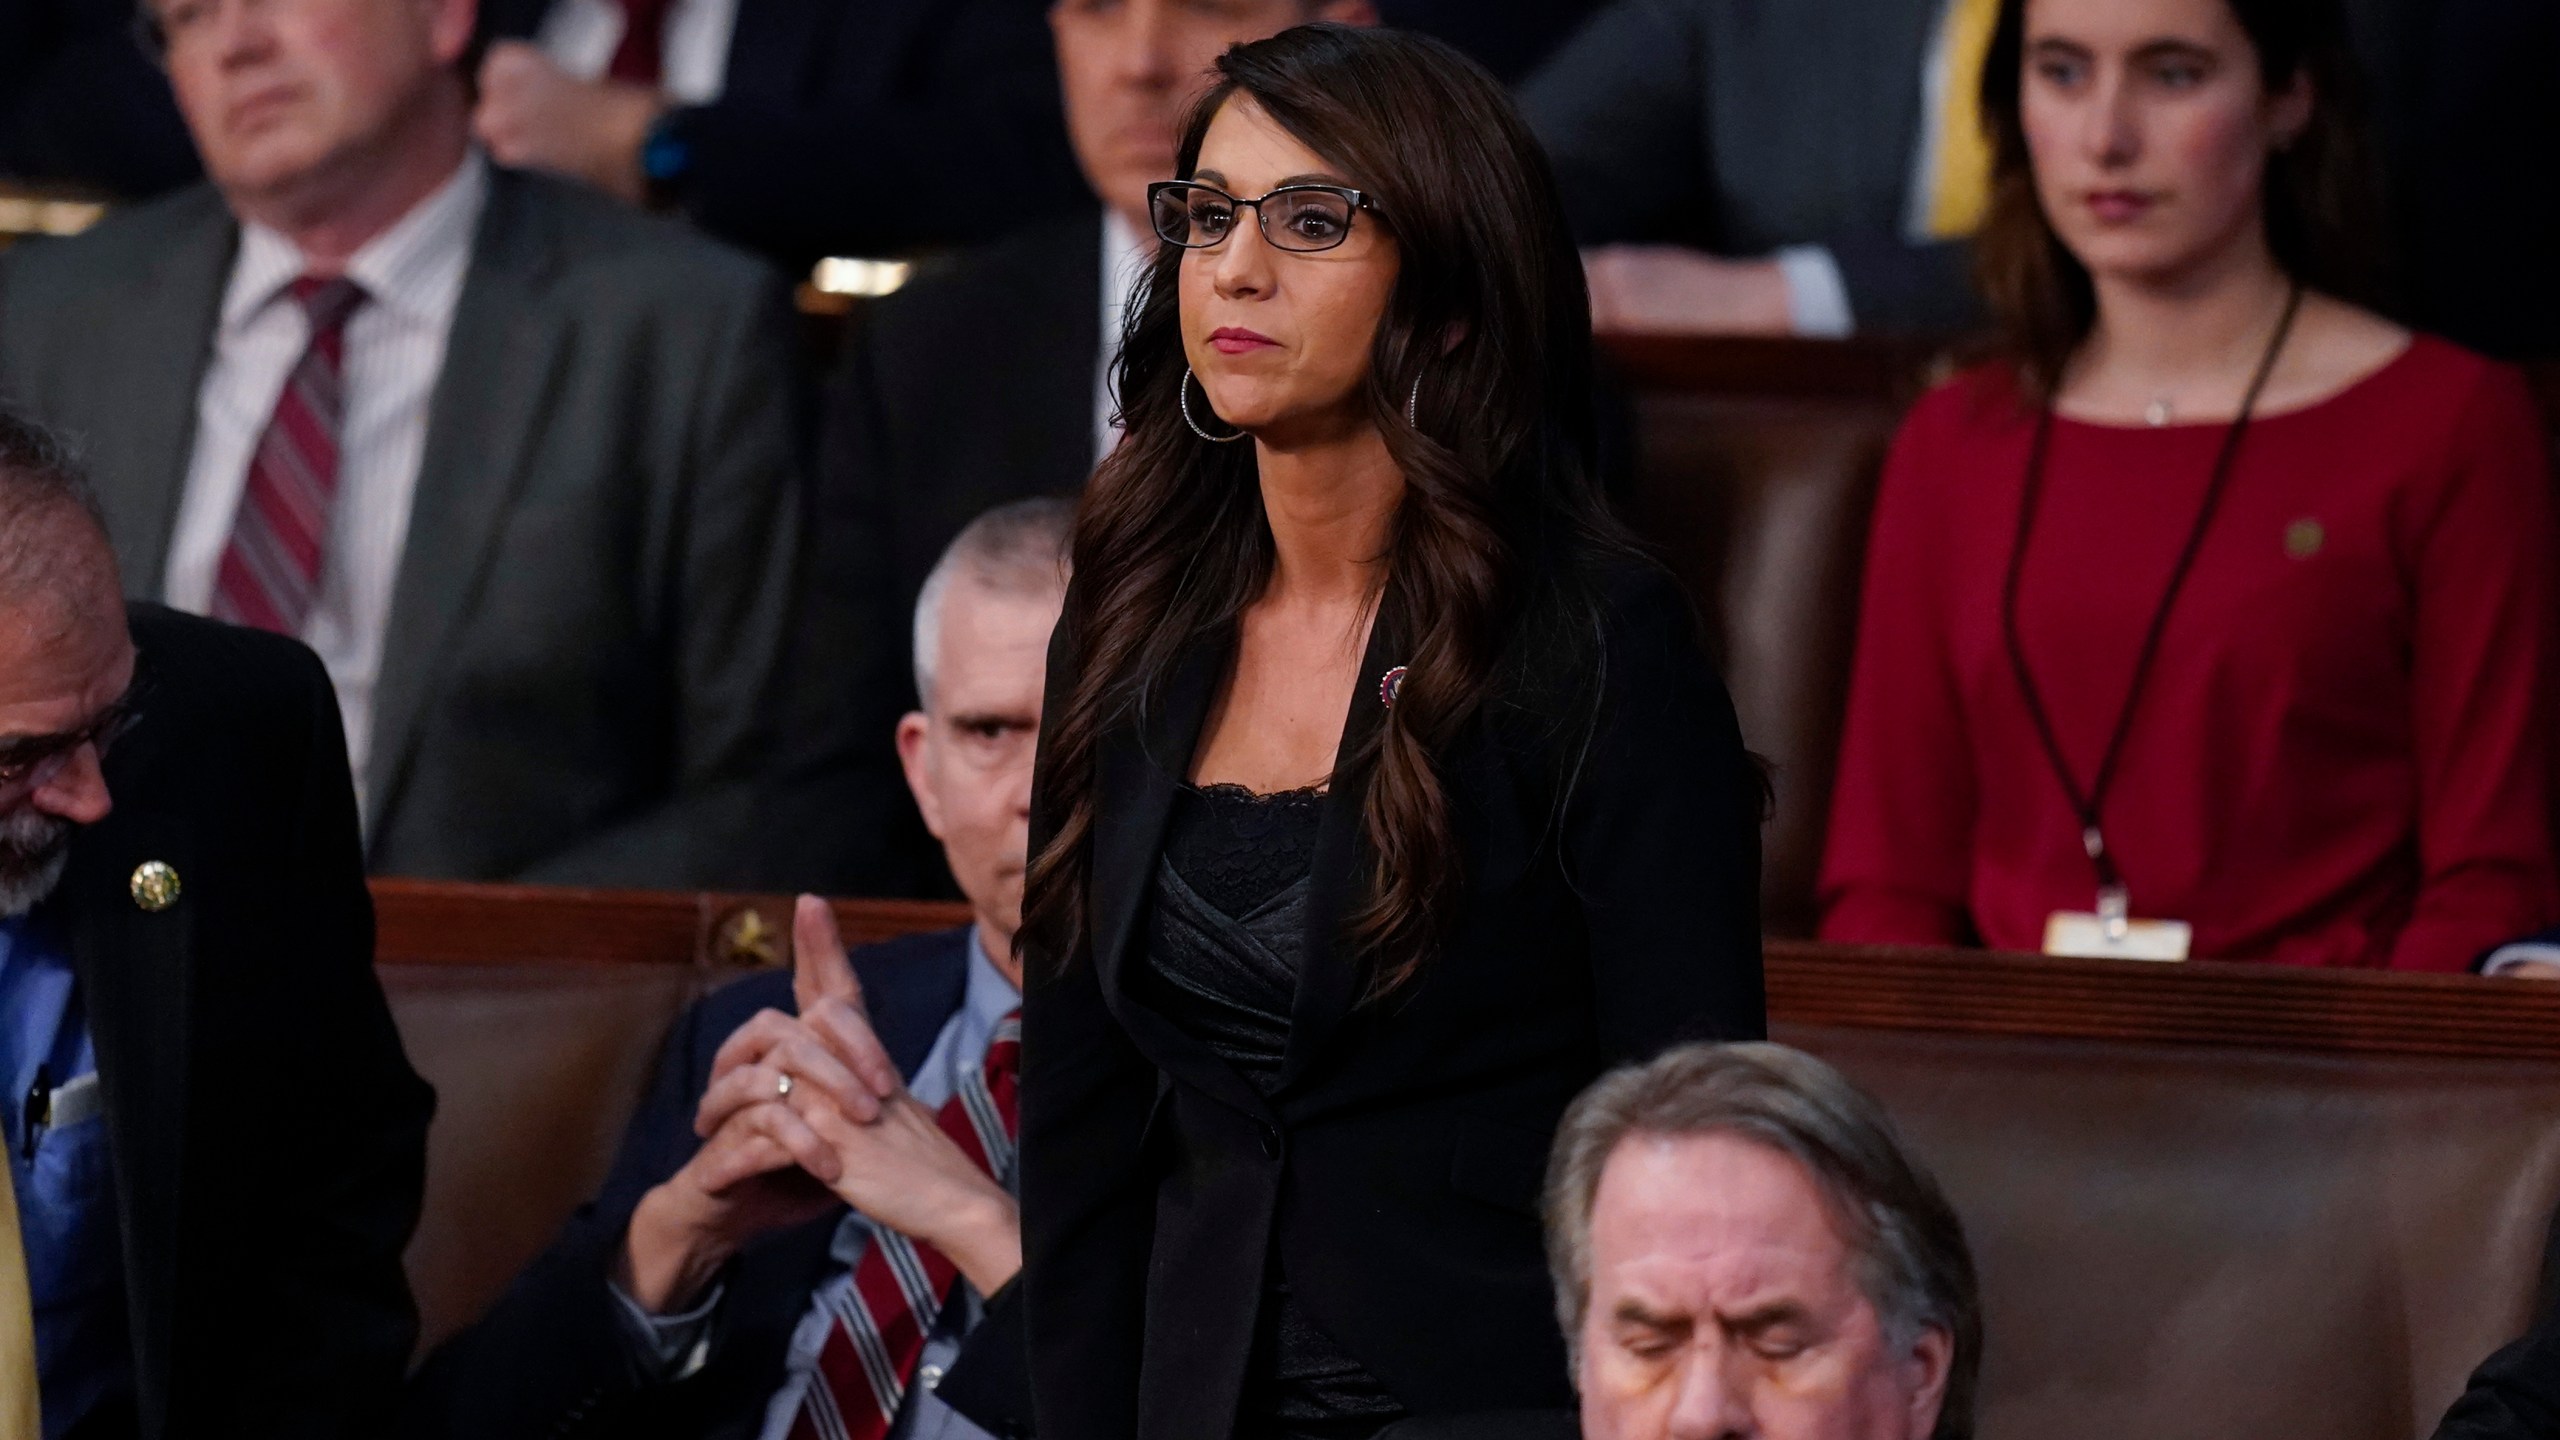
[384,962,708,1352]
[1608,337,1929,935]
[1785,1023,2560,1440]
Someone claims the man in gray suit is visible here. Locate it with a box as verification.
[1521,0,1991,338]
[0,0,801,886]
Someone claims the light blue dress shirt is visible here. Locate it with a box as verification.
[0,914,128,1440]
[610,932,1021,1440]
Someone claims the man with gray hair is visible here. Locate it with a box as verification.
[409,497,1072,1440]
[1543,1043,1979,1440]
[0,407,431,1437]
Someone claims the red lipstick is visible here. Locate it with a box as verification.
[1209,326,1280,355]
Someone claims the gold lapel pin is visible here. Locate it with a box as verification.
[130,861,181,913]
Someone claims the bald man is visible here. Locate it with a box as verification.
[0,408,431,1440]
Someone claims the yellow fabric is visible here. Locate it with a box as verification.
[1925,0,2003,239]
[0,1158,38,1440]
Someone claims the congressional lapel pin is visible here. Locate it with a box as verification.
[130,861,181,913]
[1378,665,1409,709]
[2284,518,2325,560]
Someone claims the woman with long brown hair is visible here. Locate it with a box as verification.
[1819,0,2560,968]
[1014,24,1764,1440]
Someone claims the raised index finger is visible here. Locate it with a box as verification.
[792,894,864,1017]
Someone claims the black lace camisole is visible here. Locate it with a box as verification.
[1140,781,1408,1439]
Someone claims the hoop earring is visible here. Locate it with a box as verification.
[1181,367,1248,444]
[1407,373,1423,428]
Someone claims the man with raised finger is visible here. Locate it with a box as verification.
[403,497,1070,1440]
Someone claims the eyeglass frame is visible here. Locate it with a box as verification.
[1146,180,1384,254]
[0,685,144,809]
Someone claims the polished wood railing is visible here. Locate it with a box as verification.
[374,879,2560,1063]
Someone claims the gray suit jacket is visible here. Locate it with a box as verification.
[1520,0,1980,335]
[0,168,804,886]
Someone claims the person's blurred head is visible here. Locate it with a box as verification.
[0,413,136,919]
[145,0,477,238]
[1976,0,2382,394]
[1023,25,1629,1001]
[1048,0,1376,233]
[1547,1044,1980,1440]
[900,499,1073,978]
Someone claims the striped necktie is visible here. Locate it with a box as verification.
[0,1157,40,1440]
[210,275,365,636]
[788,1010,1020,1440]
[1923,0,2003,240]
[608,0,672,84]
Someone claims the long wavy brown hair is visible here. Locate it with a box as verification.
[1974,0,2387,398]
[1020,24,1631,999]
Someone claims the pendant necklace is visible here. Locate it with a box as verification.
[2001,283,2304,938]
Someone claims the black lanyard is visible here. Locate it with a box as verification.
[1999,284,2303,909]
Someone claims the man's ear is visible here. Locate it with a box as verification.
[428,0,479,71]
[897,712,946,840]
[1902,1326,1955,1440]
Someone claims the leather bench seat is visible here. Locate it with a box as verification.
[377,885,2560,1440]
[1791,1023,2560,1440]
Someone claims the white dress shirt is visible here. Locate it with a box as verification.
[162,153,489,818]
[535,0,740,106]
[1772,0,1980,338]
[1093,208,1153,465]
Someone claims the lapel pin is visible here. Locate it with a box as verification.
[1379,665,1409,709]
[130,861,181,913]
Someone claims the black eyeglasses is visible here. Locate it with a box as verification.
[0,687,143,806]
[1147,181,1380,254]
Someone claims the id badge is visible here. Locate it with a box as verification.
[2042,910,2192,962]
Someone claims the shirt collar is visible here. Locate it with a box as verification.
[1102,207,1152,332]
[221,149,491,335]
[962,928,1023,1025]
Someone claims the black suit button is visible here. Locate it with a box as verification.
[1258,1123,1281,1160]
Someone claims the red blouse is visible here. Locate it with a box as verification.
[1818,337,2560,970]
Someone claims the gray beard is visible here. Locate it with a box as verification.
[0,807,74,919]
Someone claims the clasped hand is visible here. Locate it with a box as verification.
[619,897,1020,1313]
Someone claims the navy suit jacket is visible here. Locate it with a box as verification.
[402,926,979,1440]
[478,0,1084,268]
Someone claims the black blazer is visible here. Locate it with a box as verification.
[478,0,1085,268]
[43,605,433,1439]
[765,211,1106,896]
[2431,1203,2560,1440]
[1018,562,1766,1438]
[401,927,983,1440]
[2437,1316,2560,1440]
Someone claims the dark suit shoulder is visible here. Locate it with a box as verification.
[0,184,230,357]
[492,168,783,306]
[127,603,338,741]
[863,211,1103,351]
[1495,551,1705,700]
[3,183,231,285]
[689,925,974,1080]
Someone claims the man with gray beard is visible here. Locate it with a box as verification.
[0,407,431,1440]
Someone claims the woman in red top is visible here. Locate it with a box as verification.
[1819,0,2560,970]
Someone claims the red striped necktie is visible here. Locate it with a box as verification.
[210,275,365,636]
[608,0,672,84]
[789,1009,1021,1440]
